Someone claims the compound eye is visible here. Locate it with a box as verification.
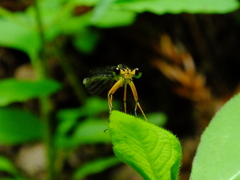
[134,68,142,78]
[113,67,121,76]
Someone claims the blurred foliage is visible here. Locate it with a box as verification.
[0,0,238,58]
[0,78,61,106]
[73,157,121,179]
[55,97,111,148]
[0,0,239,179]
[0,108,43,144]
[0,156,25,180]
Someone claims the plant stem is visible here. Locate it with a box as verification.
[33,1,56,180]
[56,47,87,104]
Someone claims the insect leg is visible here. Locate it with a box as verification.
[128,81,147,121]
[123,83,127,113]
[108,79,124,113]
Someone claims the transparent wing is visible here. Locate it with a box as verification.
[83,74,113,95]
[88,66,115,76]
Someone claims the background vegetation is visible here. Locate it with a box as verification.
[0,0,240,179]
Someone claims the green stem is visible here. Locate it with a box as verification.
[56,48,87,104]
[33,1,56,180]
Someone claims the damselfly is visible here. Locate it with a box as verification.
[83,64,147,121]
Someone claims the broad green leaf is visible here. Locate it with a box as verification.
[109,111,181,180]
[73,157,121,179]
[0,78,61,106]
[0,108,43,144]
[114,0,239,14]
[190,93,240,180]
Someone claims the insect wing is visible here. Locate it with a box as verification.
[83,74,112,95]
[88,66,114,76]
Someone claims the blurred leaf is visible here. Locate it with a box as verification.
[56,97,109,136]
[0,156,26,180]
[73,157,121,179]
[55,97,112,148]
[91,0,115,23]
[0,8,40,57]
[109,111,182,180]
[0,78,61,106]
[69,0,98,5]
[114,0,239,14]
[0,108,43,145]
[55,119,111,148]
[71,119,111,144]
[60,12,92,35]
[83,97,113,115]
[146,112,167,126]
[93,9,136,27]
[73,29,100,54]
[57,97,109,120]
[190,93,240,180]
[0,0,91,56]
[0,156,18,176]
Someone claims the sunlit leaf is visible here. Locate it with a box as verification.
[109,111,181,180]
[190,93,240,180]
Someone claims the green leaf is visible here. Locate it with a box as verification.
[56,97,109,136]
[0,156,18,176]
[92,0,115,23]
[109,110,181,180]
[0,78,61,106]
[0,108,43,144]
[71,119,111,144]
[73,29,100,54]
[114,0,239,14]
[0,156,26,180]
[190,93,240,180]
[55,119,111,148]
[147,112,167,126]
[93,9,136,27]
[0,8,40,56]
[0,0,91,56]
[55,97,112,148]
[57,97,109,122]
[73,157,121,179]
